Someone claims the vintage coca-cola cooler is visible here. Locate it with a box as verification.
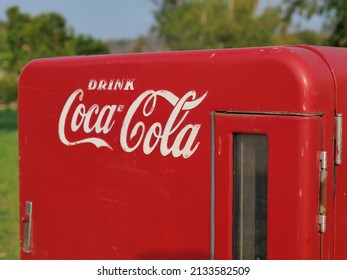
[18,46,347,260]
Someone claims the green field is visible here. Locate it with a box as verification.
[0,108,19,260]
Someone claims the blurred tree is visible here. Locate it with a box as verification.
[0,20,5,33]
[273,29,324,46]
[24,12,75,58]
[0,6,31,74]
[0,74,17,104]
[282,0,347,46]
[152,0,281,50]
[0,6,110,103]
[74,35,110,55]
[0,6,110,75]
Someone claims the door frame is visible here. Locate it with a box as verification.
[211,111,324,260]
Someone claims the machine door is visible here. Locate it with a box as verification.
[213,113,323,259]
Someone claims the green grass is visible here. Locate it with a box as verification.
[0,108,19,260]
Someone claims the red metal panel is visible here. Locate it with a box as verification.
[18,46,341,259]
[18,64,212,259]
[214,114,322,259]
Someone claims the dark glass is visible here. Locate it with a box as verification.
[233,134,268,260]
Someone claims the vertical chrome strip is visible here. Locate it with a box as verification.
[210,112,216,260]
[335,114,343,165]
[23,201,33,253]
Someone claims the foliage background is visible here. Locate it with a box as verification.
[0,108,18,260]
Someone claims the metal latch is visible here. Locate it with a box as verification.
[335,114,343,165]
[22,201,33,253]
[319,152,327,234]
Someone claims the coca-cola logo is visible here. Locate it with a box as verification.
[58,81,207,159]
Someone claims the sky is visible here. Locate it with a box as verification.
[0,0,319,41]
[0,0,157,40]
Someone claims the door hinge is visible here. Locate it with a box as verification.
[319,151,327,234]
[335,114,343,165]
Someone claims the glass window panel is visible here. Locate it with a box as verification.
[233,134,268,260]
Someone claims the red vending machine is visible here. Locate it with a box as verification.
[18,46,347,259]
